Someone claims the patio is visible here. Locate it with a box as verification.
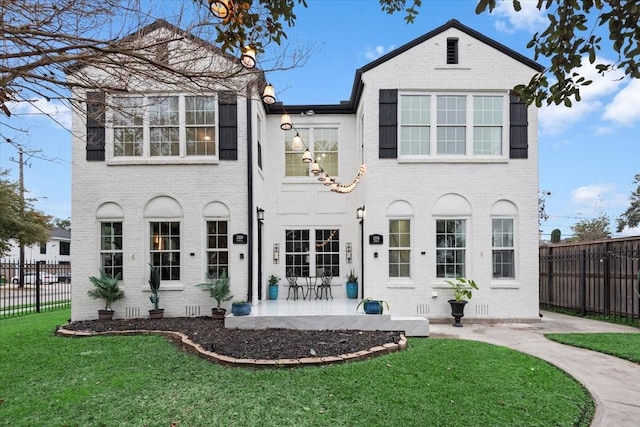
[225,298,430,336]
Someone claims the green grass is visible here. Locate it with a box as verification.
[546,332,640,364]
[0,310,593,427]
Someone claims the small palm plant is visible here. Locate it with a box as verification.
[87,270,124,311]
[197,269,232,317]
[148,264,161,311]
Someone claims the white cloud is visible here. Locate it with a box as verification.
[8,98,72,130]
[602,79,640,126]
[364,45,394,61]
[492,1,547,33]
[570,184,628,219]
[538,56,626,135]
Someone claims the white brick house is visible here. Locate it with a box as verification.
[69,19,542,322]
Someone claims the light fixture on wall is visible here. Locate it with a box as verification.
[262,84,276,104]
[208,0,234,19]
[256,207,265,222]
[273,243,280,264]
[356,206,365,221]
[346,242,352,264]
[240,46,256,69]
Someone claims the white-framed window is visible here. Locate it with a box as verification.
[150,221,180,280]
[436,219,466,278]
[398,93,505,158]
[285,127,338,177]
[437,95,466,155]
[492,218,515,278]
[111,94,217,158]
[100,221,123,278]
[206,221,228,277]
[400,95,430,156]
[285,229,310,276]
[315,229,340,277]
[389,219,411,278]
[473,96,503,155]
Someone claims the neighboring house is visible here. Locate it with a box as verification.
[69,19,542,322]
[3,228,71,264]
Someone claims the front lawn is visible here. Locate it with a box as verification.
[0,311,593,427]
[546,332,640,364]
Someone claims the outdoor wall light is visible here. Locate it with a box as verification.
[273,243,280,264]
[240,46,256,69]
[356,206,365,221]
[280,114,293,130]
[209,0,234,19]
[346,242,352,264]
[262,84,276,104]
[256,207,264,222]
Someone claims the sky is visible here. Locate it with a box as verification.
[1,0,639,240]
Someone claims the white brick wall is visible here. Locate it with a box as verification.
[71,22,540,322]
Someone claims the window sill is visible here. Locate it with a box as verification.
[141,284,185,292]
[397,157,508,164]
[490,281,520,289]
[387,279,415,289]
[106,157,219,166]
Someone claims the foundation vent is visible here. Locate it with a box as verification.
[125,306,140,319]
[185,305,201,317]
[416,304,431,315]
[475,304,490,316]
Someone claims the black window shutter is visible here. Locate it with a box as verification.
[86,91,105,161]
[218,91,237,160]
[379,89,398,159]
[509,92,528,159]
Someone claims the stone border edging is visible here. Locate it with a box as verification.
[56,327,408,368]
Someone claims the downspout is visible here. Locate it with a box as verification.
[246,88,254,302]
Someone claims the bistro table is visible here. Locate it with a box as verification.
[303,276,320,300]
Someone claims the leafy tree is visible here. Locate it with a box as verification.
[53,218,72,231]
[0,0,307,124]
[570,213,611,242]
[539,190,551,224]
[205,0,639,107]
[616,174,640,233]
[550,229,561,243]
[0,170,51,257]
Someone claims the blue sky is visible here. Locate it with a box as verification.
[1,0,639,240]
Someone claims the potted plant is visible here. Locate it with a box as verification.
[345,269,358,299]
[231,300,251,316]
[356,297,389,315]
[268,274,280,300]
[148,264,164,319]
[444,277,479,327]
[197,269,232,320]
[87,270,124,320]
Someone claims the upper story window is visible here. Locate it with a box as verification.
[399,94,504,158]
[285,127,338,177]
[112,95,216,158]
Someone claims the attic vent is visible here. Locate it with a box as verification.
[446,38,458,64]
[156,39,169,63]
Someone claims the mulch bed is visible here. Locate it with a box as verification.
[60,317,403,360]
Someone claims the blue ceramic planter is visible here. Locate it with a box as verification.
[268,284,279,300]
[231,302,251,316]
[346,282,358,299]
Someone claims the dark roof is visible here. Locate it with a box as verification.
[51,228,71,240]
[66,19,243,75]
[271,19,543,114]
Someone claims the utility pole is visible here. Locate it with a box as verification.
[9,145,41,288]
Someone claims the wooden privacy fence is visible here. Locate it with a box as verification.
[539,236,640,320]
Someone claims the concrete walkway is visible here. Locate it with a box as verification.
[429,311,640,427]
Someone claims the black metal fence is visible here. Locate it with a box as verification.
[540,237,640,321]
[0,259,71,319]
